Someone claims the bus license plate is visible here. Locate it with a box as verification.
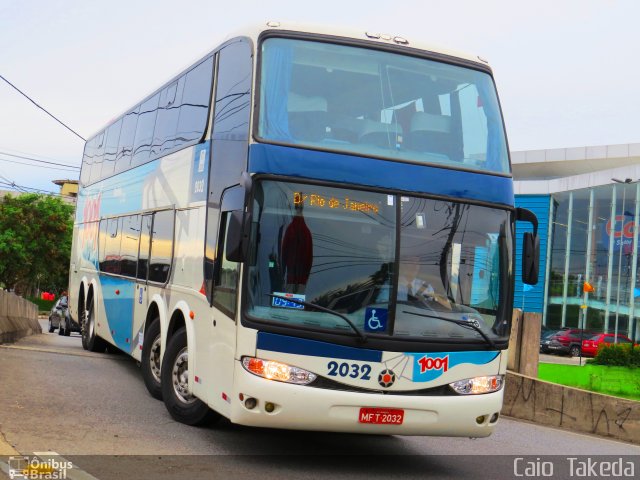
[359,408,404,425]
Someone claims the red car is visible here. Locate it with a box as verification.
[581,333,635,357]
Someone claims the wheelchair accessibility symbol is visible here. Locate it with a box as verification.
[364,307,387,332]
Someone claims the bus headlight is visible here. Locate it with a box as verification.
[242,356,317,385]
[449,375,504,395]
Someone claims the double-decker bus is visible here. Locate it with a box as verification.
[69,22,539,436]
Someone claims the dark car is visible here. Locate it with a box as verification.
[543,328,592,357]
[539,328,561,353]
[48,295,80,336]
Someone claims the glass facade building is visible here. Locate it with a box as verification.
[545,182,640,340]
[516,181,640,342]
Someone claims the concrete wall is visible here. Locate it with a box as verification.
[503,371,640,445]
[0,290,41,344]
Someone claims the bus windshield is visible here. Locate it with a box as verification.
[258,38,510,175]
[246,180,513,343]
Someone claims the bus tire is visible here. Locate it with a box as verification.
[141,318,163,400]
[82,298,107,353]
[161,327,219,426]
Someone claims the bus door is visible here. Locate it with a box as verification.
[206,188,242,413]
[132,213,153,360]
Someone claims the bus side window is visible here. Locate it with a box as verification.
[212,213,239,319]
[151,77,185,157]
[98,219,108,269]
[88,131,106,185]
[120,215,141,277]
[79,137,94,187]
[102,218,122,274]
[101,119,123,179]
[116,107,140,174]
[149,210,175,284]
[137,214,152,281]
[132,93,160,168]
[175,56,214,149]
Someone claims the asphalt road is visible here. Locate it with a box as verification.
[0,322,638,479]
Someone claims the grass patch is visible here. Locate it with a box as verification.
[538,363,640,401]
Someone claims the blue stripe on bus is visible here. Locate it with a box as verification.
[256,332,383,362]
[248,143,514,207]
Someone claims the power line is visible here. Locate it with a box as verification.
[0,180,62,196]
[0,73,86,141]
[0,157,80,172]
[0,150,80,169]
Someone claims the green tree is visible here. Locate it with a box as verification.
[0,193,74,295]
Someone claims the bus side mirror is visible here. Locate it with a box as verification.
[516,207,539,285]
[226,210,252,262]
[522,232,539,285]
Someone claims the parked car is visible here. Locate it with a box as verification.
[48,295,80,336]
[542,328,592,357]
[539,328,562,353]
[581,333,636,357]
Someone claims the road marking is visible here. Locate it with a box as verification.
[0,345,125,361]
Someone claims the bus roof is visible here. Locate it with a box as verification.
[86,21,490,144]
[228,21,490,67]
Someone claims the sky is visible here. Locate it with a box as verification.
[0,0,638,194]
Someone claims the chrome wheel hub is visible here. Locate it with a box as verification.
[150,335,161,382]
[172,347,195,404]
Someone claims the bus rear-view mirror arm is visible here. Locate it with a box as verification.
[516,207,539,286]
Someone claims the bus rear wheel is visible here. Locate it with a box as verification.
[161,327,219,426]
[82,298,108,352]
[141,318,163,400]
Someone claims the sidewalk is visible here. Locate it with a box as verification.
[0,432,18,455]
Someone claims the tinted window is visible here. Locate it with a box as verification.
[137,214,152,280]
[116,107,140,173]
[151,78,185,157]
[149,210,174,283]
[213,213,239,317]
[120,215,141,277]
[101,119,123,179]
[100,218,122,274]
[88,131,106,184]
[259,38,510,174]
[175,56,213,148]
[98,219,108,266]
[213,41,251,142]
[79,138,94,186]
[132,93,160,167]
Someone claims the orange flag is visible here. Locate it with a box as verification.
[583,281,595,293]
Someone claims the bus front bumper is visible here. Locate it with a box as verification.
[230,364,503,436]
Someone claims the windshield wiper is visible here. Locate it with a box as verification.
[267,294,368,343]
[401,309,497,349]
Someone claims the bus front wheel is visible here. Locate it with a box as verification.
[161,327,219,426]
[141,317,163,400]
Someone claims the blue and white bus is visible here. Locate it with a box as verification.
[69,22,538,436]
